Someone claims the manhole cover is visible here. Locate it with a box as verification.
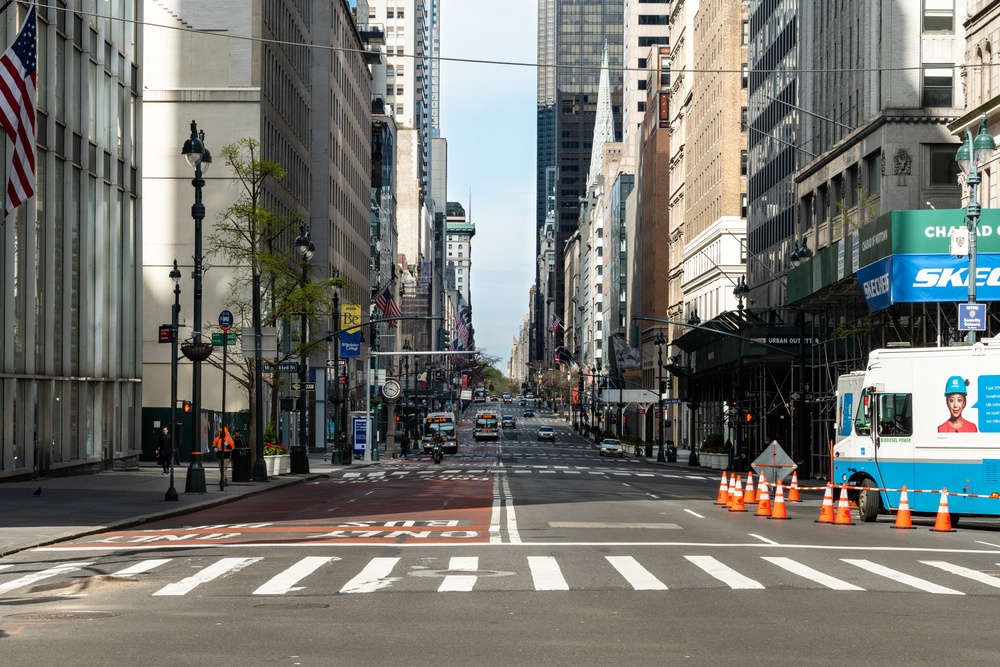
[252,603,330,610]
[6,611,122,621]
[410,569,514,579]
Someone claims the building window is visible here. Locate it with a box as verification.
[638,79,647,90]
[638,14,668,25]
[397,86,404,96]
[865,152,882,197]
[638,58,647,69]
[743,21,749,45]
[637,101,646,113]
[929,145,959,186]
[741,65,748,89]
[740,194,748,218]
[923,0,954,32]
[741,107,748,131]
[741,151,747,176]
[922,65,954,107]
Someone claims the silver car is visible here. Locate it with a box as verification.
[599,438,624,457]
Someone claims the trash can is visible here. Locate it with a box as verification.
[231,447,252,482]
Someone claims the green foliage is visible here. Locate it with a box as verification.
[702,433,725,452]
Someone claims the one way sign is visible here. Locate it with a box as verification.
[291,382,315,391]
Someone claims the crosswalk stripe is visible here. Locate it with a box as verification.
[920,560,1000,588]
[685,555,764,589]
[339,557,400,594]
[0,561,94,595]
[114,559,171,577]
[153,557,262,596]
[439,557,479,592]
[254,556,336,595]
[606,556,668,590]
[842,559,963,595]
[528,556,569,590]
[761,556,864,591]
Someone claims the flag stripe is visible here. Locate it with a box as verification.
[0,6,37,217]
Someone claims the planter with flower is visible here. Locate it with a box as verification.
[701,433,726,469]
[262,424,289,475]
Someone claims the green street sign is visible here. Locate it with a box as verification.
[211,332,237,346]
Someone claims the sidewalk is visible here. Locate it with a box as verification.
[0,451,374,558]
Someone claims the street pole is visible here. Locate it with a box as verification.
[251,270,269,481]
[655,331,665,462]
[332,293,343,464]
[291,229,314,474]
[165,260,181,501]
[180,121,211,495]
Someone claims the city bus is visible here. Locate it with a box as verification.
[473,411,500,441]
[423,411,458,454]
[473,388,488,403]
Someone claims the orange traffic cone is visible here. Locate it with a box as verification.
[725,474,736,509]
[787,471,802,502]
[816,483,835,523]
[892,485,915,529]
[744,473,757,504]
[931,489,956,532]
[730,476,747,512]
[715,472,729,505]
[755,478,771,517]
[769,480,790,519]
[833,484,854,525]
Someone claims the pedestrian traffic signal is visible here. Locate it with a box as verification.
[744,410,755,424]
[181,400,192,413]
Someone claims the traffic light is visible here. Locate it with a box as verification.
[181,400,192,413]
[395,415,401,423]
[743,410,755,424]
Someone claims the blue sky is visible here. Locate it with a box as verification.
[439,0,537,373]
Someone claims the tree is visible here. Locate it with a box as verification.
[204,138,346,453]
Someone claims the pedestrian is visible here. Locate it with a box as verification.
[213,426,235,488]
[156,426,173,474]
[232,429,246,449]
[400,429,410,459]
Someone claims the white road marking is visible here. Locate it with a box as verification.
[253,556,336,595]
[114,559,171,576]
[684,509,705,518]
[339,557,401,594]
[685,555,764,589]
[749,534,779,545]
[0,561,94,595]
[842,559,963,595]
[606,556,668,590]
[921,560,1000,588]
[762,556,864,591]
[438,556,479,592]
[528,556,568,590]
[153,557,262,596]
[503,475,522,544]
[489,474,503,544]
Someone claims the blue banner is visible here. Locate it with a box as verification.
[857,253,1000,311]
[340,330,361,358]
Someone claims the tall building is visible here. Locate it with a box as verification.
[622,0,670,169]
[0,2,142,478]
[535,0,624,364]
[445,202,475,309]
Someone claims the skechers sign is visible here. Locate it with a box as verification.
[857,253,1000,311]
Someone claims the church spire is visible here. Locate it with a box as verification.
[587,43,616,191]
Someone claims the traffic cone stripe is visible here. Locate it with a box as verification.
[755,479,771,517]
[744,474,757,504]
[715,472,729,505]
[730,476,747,512]
[788,471,802,502]
[726,475,736,509]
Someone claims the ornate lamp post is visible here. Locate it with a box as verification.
[291,227,315,473]
[165,260,182,501]
[654,330,666,462]
[956,115,997,344]
[733,277,750,471]
[180,121,213,494]
[686,310,701,467]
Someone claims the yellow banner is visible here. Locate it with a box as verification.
[341,304,362,334]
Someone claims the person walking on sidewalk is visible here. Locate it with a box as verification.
[213,426,235,488]
[156,427,173,474]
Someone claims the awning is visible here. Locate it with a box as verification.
[672,308,769,353]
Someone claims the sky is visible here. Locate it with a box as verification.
[438,0,538,373]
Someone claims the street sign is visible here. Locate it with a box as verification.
[218,309,234,332]
[211,332,237,346]
[663,398,682,404]
[959,303,986,331]
[291,382,316,391]
[262,361,299,373]
[158,325,173,344]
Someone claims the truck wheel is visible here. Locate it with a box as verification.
[858,478,881,522]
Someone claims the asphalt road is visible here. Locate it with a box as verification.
[3,404,1000,665]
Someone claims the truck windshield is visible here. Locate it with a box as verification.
[855,388,872,436]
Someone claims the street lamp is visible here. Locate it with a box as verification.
[686,310,701,467]
[789,239,812,264]
[290,227,315,473]
[331,292,349,465]
[654,330,666,462]
[956,114,998,344]
[733,277,750,471]
[180,120,213,494]
[165,260,182,502]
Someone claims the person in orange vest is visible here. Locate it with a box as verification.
[214,426,235,488]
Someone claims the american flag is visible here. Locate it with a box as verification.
[0,6,36,218]
[550,314,562,334]
[373,285,402,324]
[455,312,469,340]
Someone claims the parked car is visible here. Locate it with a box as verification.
[599,438,625,457]
[502,415,516,429]
[523,408,535,418]
[537,426,555,442]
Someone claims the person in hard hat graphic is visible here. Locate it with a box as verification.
[938,376,978,433]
